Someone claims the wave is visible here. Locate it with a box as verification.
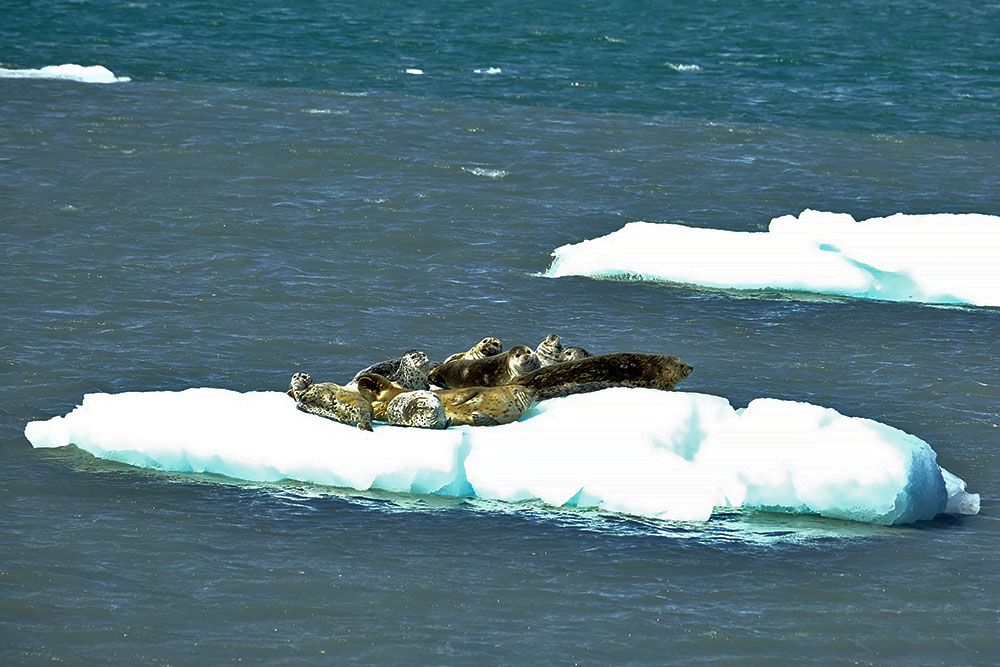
[24,387,978,526]
[544,210,1000,307]
[0,63,130,84]
[473,67,503,75]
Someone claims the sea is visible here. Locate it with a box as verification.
[2,1,998,664]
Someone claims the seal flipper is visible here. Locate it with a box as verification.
[470,412,501,427]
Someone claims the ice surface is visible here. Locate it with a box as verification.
[0,64,131,83]
[25,388,979,525]
[544,210,1000,307]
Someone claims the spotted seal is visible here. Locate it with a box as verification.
[428,345,540,389]
[349,349,431,390]
[288,372,374,431]
[357,373,536,426]
[385,390,448,429]
[535,334,565,367]
[441,337,503,365]
[516,353,693,401]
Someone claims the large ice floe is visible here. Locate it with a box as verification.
[0,64,130,84]
[544,210,1000,307]
[25,388,979,526]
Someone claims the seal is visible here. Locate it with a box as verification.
[562,346,592,361]
[515,353,693,400]
[349,349,431,390]
[428,344,540,389]
[288,372,374,432]
[357,373,536,427]
[385,390,448,429]
[441,337,503,365]
[535,334,565,367]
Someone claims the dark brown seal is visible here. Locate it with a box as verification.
[515,353,693,401]
[428,345,540,389]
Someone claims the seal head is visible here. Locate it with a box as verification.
[535,334,565,367]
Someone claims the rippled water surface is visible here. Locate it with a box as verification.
[2,1,998,664]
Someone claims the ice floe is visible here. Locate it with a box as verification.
[544,210,1000,307]
[24,387,979,525]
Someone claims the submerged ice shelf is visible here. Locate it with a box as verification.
[544,210,1000,307]
[25,388,979,526]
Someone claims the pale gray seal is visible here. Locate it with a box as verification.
[288,372,374,432]
[349,349,431,390]
[535,334,565,367]
[385,390,448,429]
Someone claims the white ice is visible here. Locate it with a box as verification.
[0,64,131,84]
[544,210,1000,307]
[24,387,979,526]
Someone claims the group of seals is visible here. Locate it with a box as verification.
[357,373,536,427]
[287,333,693,432]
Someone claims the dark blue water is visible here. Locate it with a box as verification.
[2,1,999,664]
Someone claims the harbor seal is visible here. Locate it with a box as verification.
[516,353,693,401]
[562,346,592,361]
[428,344,541,389]
[349,349,431,390]
[535,334,565,367]
[385,390,448,429]
[357,373,536,426]
[441,337,503,365]
[288,372,374,432]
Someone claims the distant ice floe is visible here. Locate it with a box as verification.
[544,210,1000,307]
[462,166,509,179]
[404,68,424,75]
[473,67,503,75]
[25,387,979,526]
[665,62,702,72]
[0,64,131,84]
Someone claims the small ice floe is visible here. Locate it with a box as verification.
[665,62,702,73]
[404,68,424,75]
[0,63,131,83]
[545,210,1000,308]
[461,166,509,179]
[473,67,503,75]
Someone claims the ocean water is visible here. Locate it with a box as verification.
[2,0,999,664]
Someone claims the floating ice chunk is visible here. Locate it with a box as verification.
[461,166,509,179]
[24,387,979,526]
[473,67,502,75]
[404,68,424,75]
[666,62,702,72]
[0,64,131,83]
[544,210,1000,307]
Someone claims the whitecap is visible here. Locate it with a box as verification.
[0,64,131,84]
[473,67,503,75]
